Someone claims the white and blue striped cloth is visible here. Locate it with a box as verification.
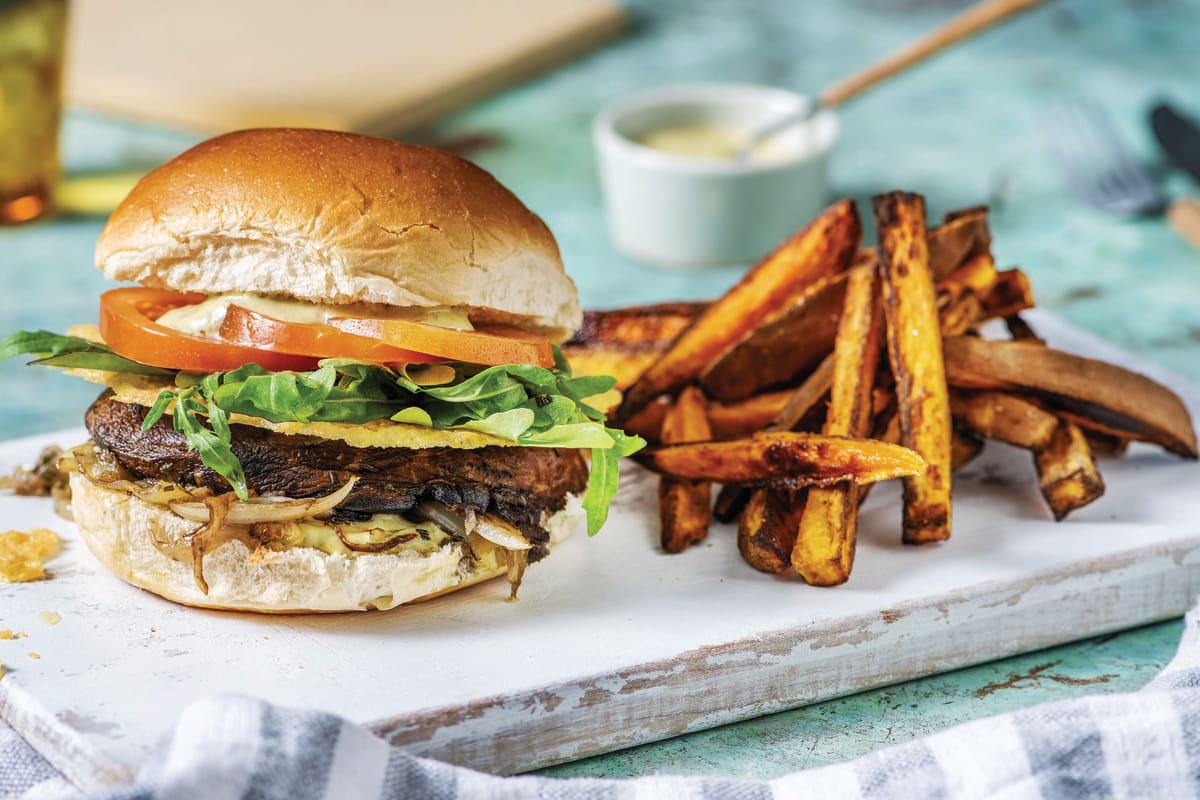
[6,605,1200,799]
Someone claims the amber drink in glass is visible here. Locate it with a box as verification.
[0,0,66,224]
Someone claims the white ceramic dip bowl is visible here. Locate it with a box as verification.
[594,83,839,268]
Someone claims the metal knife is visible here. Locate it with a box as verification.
[1151,102,1200,184]
[1149,102,1200,247]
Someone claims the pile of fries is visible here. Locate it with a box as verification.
[566,193,1199,586]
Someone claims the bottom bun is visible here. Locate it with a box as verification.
[68,472,583,613]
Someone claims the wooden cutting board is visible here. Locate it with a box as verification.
[64,0,625,134]
[3,312,1200,792]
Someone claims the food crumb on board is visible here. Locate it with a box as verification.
[0,659,5,679]
[0,528,61,583]
[0,630,27,640]
[38,610,61,626]
[27,652,40,660]
[0,445,68,497]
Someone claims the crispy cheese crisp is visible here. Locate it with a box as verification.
[0,528,60,583]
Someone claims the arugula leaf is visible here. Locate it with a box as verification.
[171,387,248,500]
[1,331,173,376]
[582,429,646,534]
[403,367,528,406]
[142,390,175,431]
[0,330,103,358]
[559,374,616,401]
[459,408,536,440]
[583,447,618,535]
[527,395,577,428]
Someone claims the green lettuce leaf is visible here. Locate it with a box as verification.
[390,407,434,427]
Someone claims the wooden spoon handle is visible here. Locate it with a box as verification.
[819,0,1051,108]
[1167,197,1200,250]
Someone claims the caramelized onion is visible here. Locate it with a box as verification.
[189,494,235,595]
[415,500,476,538]
[169,479,357,525]
[334,527,418,553]
[72,443,196,505]
[474,513,532,551]
[504,549,529,602]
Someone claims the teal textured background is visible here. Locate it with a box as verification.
[1,0,1197,779]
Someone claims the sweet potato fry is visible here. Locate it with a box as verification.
[950,391,1060,451]
[1084,430,1130,457]
[875,191,954,544]
[937,252,997,304]
[614,199,862,422]
[701,272,847,402]
[570,206,985,346]
[952,427,986,470]
[699,243,995,401]
[818,265,883,438]
[930,206,992,280]
[658,386,714,553]
[567,302,707,348]
[1035,421,1105,520]
[792,263,883,586]
[624,389,792,444]
[622,396,670,441]
[1004,314,1043,343]
[942,205,990,224]
[875,408,901,444]
[713,484,751,524]
[739,488,804,574]
[979,268,1035,319]
[708,390,793,440]
[769,353,836,433]
[562,346,659,393]
[942,337,1198,458]
[938,292,983,337]
[641,432,925,487]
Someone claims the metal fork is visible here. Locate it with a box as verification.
[1041,95,1168,216]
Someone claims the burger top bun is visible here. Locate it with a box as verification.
[95,128,582,342]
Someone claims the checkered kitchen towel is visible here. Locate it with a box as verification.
[7,606,1200,799]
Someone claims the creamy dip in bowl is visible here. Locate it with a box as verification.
[594,83,839,267]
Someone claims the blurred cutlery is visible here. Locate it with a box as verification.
[1150,102,1200,184]
[1042,95,1200,248]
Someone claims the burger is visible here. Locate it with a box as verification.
[2,128,642,613]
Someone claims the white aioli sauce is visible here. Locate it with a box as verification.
[156,294,474,337]
[636,122,802,163]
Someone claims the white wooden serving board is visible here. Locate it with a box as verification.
[3,310,1200,792]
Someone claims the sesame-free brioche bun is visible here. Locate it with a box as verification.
[69,471,584,613]
[95,128,582,342]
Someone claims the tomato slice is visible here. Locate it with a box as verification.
[327,316,555,368]
[219,305,442,365]
[98,287,556,373]
[99,288,320,373]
